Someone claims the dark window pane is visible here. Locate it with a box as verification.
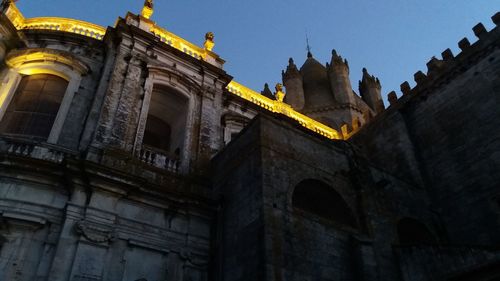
[143,115,171,151]
[0,74,68,140]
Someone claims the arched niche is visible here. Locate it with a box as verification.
[292,179,356,228]
[397,217,436,245]
[144,84,188,157]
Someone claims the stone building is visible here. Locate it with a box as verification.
[0,1,499,280]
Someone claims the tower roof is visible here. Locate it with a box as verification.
[300,54,335,108]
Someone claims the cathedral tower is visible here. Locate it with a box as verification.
[359,68,384,114]
[328,49,355,105]
[282,58,305,110]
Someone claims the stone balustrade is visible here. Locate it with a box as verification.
[138,145,179,173]
[227,80,342,140]
[0,136,75,164]
[5,3,106,40]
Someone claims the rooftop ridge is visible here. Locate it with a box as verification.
[226,81,342,140]
[5,3,106,40]
[387,12,500,107]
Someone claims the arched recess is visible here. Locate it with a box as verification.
[397,217,436,245]
[145,84,188,156]
[292,179,356,228]
[0,48,89,143]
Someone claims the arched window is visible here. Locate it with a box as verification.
[292,179,356,227]
[397,218,436,245]
[0,74,67,139]
[143,115,171,152]
[145,85,188,155]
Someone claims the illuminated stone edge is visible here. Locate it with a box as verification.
[227,81,342,140]
[4,3,342,140]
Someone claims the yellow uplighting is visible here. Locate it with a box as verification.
[227,81,342,140]
[3,2,342,140]
[6,50,89,77]
[149,25,223,66]
[5,3,106,40]
[141,0,154,19]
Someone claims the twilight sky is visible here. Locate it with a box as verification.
[17,0,499,104]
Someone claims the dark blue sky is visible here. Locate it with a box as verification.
[17,0,499,104]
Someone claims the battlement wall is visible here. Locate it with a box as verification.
[351,12,500,246]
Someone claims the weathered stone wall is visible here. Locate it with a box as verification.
[0,148,215,281]
[214,114,500,281]
[351,24,500,246]
[22,31,107,151]
[212,118,266,281]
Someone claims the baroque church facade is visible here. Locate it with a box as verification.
[0,1,499,280]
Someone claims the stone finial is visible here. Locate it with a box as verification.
[360,68,381,88]
[283,57,301,80]
[441,49,454,61]
[458,38,471,51]
[330,49,343,64]
[204,32,215,51]
[274,83,286,102]
[388,91,398,106]
[141,0,154,19]
[472,23,487,39]
[400,81,411,95]
[261,83,274,99]
[492,12,500,26]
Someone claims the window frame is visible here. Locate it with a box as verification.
[0,49,88,143]
[134,67,197,173]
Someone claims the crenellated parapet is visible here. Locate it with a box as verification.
[386,12,500,108]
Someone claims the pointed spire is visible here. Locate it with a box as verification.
[261,83,274,99]
[359,68,384,113]
[141,0,154,19]
[306,33,313,58]
[329,49,348,71]
[360,68,381,88]
[283,57,301,80]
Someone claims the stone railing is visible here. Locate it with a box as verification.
[227,81,342,140]
[0,136,76,164]
[149,24,223,68]
[5,3,106,40]
[137,145,179,173]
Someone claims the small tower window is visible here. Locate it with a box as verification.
[0,74,67,140]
